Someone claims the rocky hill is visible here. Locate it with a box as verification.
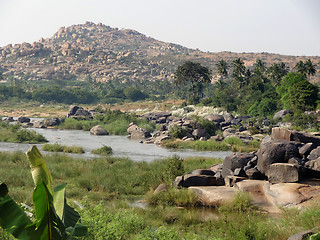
[0,21,319,83]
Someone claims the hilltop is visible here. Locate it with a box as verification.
[0,21,319,83]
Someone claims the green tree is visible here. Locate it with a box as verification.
[231,58,247,89]
[295,59,317,77]
[123,87,148,101]
[216,59,229,79]
[267,62,289,87]
[174,61,212,104]
[277,72,318,112]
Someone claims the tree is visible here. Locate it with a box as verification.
[174,61,212,104]
[267,62,289,87]
[123,87,148,102]
[295,59,317,77]
[277,72,318,112]
[304,59,317,77]
[231,58,246,89]
[216,59,229,79]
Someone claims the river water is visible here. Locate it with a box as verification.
[0,128,232,162]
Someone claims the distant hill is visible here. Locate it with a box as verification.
[0,21,319,83]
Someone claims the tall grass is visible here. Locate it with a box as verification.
[41,143,85,154]
[0,122,47,143]
[162,137,260,152]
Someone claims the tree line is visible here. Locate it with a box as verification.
[174,58,319,117]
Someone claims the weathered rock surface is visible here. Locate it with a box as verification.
[257,140,299,174]
[222,152,256,178]
[273,109,293,120]
[127,123,151,139]
[265,163,299,184]
[90,125,109,135]
[17,116,30,123]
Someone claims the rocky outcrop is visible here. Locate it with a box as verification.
[127,123,151,139]
[172,127,320,212]
[17,116,30,123]
[67,105,92,119]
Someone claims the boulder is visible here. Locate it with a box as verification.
[127,124,151,139]
[74,109,91,117]
[3,116,14,122]
[189,186,238,206]
[188,169,215,176]
[245,167,265,180]
[305,158,320,172]
[44,117,61,127]
[273,109,293,120]
[204,114,225,123]
[154,183,169,194]
[90,125,109,135]
[223,112,234,123]
[271,127,320,146]
[265,163,299,184]
[175,174,224,188]
[257,140,299,174]
[222,152,255,178]
[307,146,320,161]
[32,121,46,128]
[192,128,210,140]
[299,143,314,159]
[68,105,82,116]
[17,116,30,123]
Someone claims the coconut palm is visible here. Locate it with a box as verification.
[216,59,229,79]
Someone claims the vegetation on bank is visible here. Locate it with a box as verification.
[57,108,155,135]
[1,58,318,121]
[91,145,113,155]
[1,150,320,239]
[162,137,260,152]
[0,121,47,143]
[41,143,85,154]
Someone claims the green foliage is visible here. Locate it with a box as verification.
[174,61,212,104]
[123,87,148,101]
[91,145,113,155]
[42,143,85,154]
[0,146,87,239]
[0,122,47,143]
[162,155,184,183]
[168,125,187,139]
[145,188,199,207]
[277,72,319,112]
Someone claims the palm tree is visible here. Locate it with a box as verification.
[304,59,317,77]
[295,60,306,75]
[216,59,229,79]
[267,62,289,87]
[231,58,246,89]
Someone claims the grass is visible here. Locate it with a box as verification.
[0,122,48,143]
[161,136,261,152]
[1,150,320,239]
[41,143,85,154]
[91,145,113,155]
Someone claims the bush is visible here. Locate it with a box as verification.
[91,145,113,155]
[168,125,187,139]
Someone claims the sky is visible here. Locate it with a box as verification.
[0,0,319,56]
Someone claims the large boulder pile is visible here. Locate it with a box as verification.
[67,105,93,119]
[172,127,320,212]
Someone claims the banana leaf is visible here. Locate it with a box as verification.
[0,183,34,240]
[32,182,66,240]
[26,146,53,196]
[53,184,87,238]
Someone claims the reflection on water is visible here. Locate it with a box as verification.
[0,128,232,162]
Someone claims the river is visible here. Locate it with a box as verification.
[0,128,232,162]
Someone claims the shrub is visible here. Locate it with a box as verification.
[91,145,113,155]
[169,125,187,139]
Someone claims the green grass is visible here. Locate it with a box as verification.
[161,137,261,152]
[41,143,85,154]
[0,122,47,143]
[91,145,113,155]
[1,150,320,240]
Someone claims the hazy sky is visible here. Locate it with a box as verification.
[0,0,319,56]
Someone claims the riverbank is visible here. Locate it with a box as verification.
[1,150,320,239]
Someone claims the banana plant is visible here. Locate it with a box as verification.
[0,146,87,240]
